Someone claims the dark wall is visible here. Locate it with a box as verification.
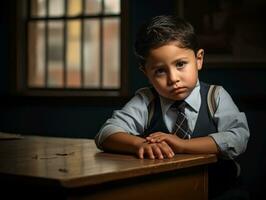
[0,0,177,137]
[0,1,266,199]
[1,0,266,137]
[0,1,9,95]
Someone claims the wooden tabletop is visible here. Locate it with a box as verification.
[0,135,217,189]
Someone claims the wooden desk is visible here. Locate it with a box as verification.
[0,136,216,200]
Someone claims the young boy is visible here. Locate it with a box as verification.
[95,15,249,198]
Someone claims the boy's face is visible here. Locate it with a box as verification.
[142,43,204,101]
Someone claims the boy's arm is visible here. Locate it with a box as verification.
[102,132,175,159]
[95,87,152,150]
[175,136,219,154]
[146,133,219,154]
[101,132,146,154]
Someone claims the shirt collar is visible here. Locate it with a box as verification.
[185,80,201,112]
[159,80,201,114]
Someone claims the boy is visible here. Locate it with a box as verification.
[95,15,249,198]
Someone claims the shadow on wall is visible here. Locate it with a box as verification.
[238,110,266,199]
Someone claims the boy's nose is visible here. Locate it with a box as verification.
[167,70,179,85]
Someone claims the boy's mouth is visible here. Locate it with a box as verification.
[170,87,187,94]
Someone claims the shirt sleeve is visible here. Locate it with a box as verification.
[209,86,250,159]
[94,88,152,149]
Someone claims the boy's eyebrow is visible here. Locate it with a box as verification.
[148,57,189,69]
[171,57,188,63]
[174,57,188,61]
[149,63,165,70]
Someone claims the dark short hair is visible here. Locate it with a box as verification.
[134,15,199,67]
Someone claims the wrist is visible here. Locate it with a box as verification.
[174,138,187,153]
[132,136,146,151]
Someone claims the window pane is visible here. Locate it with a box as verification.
[26,0,124,94]
[49,0,64,16]
[28,21,45,87]
[67,20,81,88]
[104,0,120,14]
[31,0,46,17]
[103,18,120,88]
[67,0,82,16]
[85,0,101,14]
[84,19,100,88]
[48,21,64,87]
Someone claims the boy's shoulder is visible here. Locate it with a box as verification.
[135,87,155,103]
[200,81,223,96]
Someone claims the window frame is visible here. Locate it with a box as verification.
[10,0,129,102]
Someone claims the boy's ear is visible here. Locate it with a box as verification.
[196,49,204,70]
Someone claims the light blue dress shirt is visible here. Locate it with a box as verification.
[95,80,250,159]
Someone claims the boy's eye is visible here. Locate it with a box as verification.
[176,61,187,68]
[154,68,166,76]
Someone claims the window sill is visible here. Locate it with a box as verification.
[1,94,131,106]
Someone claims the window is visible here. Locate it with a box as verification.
[13,0,128,98]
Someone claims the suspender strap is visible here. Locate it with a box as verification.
[207,85,221,118]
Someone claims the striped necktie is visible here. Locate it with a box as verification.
[172,101,191,139]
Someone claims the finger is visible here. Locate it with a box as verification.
[149,133,167,142]
[161,141,175,156]
[145,136,158,143]
[145,136,157,143]
[145,146,155,159]
[147,133,161,139]
[149,132,162,137]
[155,136,165,143]
[150,135,165,143]
[138,147,144,159]
[152,144,164,159]
[158,142,175,158]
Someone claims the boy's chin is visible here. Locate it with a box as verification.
[157,88,191,101]
[171,92,191,101]
[163,94,189,101]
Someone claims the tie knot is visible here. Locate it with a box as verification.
[172,101,186,112]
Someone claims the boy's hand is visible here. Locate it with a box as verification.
[146,132,179,143]
[145,132,188,153]
[136,140,175,159]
